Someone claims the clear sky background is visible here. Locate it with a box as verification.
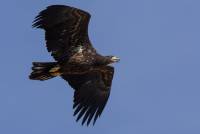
[0,0,200,134]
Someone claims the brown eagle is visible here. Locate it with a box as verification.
[29,5,120,126]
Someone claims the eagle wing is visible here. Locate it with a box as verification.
[61,66,114,126]
[33,5,94,62]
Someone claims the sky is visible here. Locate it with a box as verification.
[0,0,200,134]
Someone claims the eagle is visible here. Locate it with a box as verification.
[29,5,120,126]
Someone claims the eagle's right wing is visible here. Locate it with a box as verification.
[33,5,95,62]
[61,66,114,126]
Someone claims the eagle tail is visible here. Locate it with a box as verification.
[29,62,61,81]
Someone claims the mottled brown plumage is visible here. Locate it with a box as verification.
[29,5,119,126]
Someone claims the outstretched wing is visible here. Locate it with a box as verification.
[61,66,114,126]
[33,5,94,62]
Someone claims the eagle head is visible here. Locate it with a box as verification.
[106,56,120,63]
[95,55,120,65]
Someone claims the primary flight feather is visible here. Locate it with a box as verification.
[29,5,120,126]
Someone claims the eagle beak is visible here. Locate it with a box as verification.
[111,56,120,63]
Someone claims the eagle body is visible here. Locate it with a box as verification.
[29,5,119,126]
[66,45,97,65]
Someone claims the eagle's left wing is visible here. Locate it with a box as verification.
[32,5,95,62]
[61,66,114,126]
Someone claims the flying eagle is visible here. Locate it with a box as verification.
[29,5,120,126]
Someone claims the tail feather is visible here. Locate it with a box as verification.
[29,62,61,81]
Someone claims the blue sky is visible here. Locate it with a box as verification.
[0,0,200,134]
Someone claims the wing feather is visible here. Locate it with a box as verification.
[33,5,93,62]
[61,66,114,126]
